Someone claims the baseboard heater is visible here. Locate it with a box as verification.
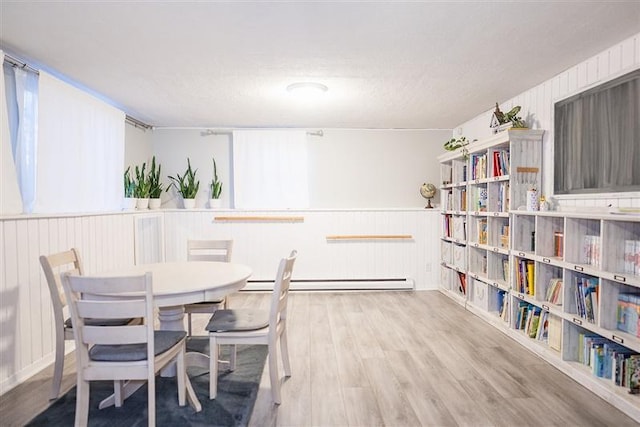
[243,277,414,291]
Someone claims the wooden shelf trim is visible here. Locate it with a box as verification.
[326,234,413,241]
[213,215,304,222]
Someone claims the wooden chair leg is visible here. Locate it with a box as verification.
[229,345,237,371]
[209,336,219,399]
[176,345,186,406]
[148,374,156,427]
[280,328,292,377]
[50,330,65,400]
[75,378,90,427]
[268,341,281,405]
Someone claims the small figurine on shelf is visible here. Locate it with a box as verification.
[539,195,550,211]
[490,103,527,133]
[503,105,527,129]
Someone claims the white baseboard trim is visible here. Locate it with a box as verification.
[244,278,415,291]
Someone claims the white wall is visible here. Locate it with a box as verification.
[454,32,640,210]
[147,128,450,209]
[308,129,450,208]
[124,122,154,170]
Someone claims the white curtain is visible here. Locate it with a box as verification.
[36,72,125,213]
[6,65,39,213]
[0,51,23,214]
[233,130,309,209]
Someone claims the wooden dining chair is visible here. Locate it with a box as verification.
[206,250,297,404]
[39,248,139,400]
[62,271,197,427]
[184,239,233,335]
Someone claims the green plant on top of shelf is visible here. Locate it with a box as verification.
[133,162,151,198]
[148,156,163,198]
[124,166,135,198]
[444,136,470,159]
[167,158,200,199]
[210,157,222,200]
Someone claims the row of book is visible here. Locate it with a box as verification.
[499,291,509,321]
[491,149,510,177]
[574,276,599,324]
[624,240,640,276]
[471,186,488,212]
[582,235,601,267]
[544,278,563,305]
[514,258,534,295]
[617,293,640,337]
[501,258,510,282]
[470,153,487,180]
[441,189,469,212]
[443,215,467,240]
[496,181,510,212]
[578,333,640,393]
[515,302,549,341]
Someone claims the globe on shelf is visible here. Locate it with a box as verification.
[420,183,437,209]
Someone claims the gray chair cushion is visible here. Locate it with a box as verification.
[189,299,224,306]
[205,309,270,332]
[89,330,187,362]
[65,317,136,329]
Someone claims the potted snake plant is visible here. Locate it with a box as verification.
[209,156,223,209]
[167,158,200,208]
[134,162,151,209]
[123,166,136,210]
[147,156,163,209]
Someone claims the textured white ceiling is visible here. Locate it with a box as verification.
[1,1,639,129]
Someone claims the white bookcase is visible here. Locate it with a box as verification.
[438,129,640,421]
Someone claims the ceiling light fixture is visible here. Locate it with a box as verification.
[286,82,328,95]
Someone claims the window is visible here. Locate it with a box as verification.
[232,130,309,209]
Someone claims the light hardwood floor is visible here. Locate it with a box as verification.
[1,290,638,426]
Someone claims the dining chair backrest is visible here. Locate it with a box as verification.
[269,250,297,332]
[39,248,85,399]
[63,272,155,370]
[187,239,233,262]
[40,248,84,324]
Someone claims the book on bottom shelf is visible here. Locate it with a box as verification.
[548,315,562,351]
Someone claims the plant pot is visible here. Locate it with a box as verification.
[136,198,149,210]
[182,198,196,209]
[122,197,137,211]
[209,198,222,209]
[148,198,162,210]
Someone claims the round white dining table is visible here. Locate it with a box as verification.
[96,261,252,411]
[103,261,252,330]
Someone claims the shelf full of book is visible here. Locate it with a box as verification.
[438,129,640,420]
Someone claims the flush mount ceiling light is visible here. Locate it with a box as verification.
[286,82,328,95]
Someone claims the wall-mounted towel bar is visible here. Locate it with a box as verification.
[326,234,413,241]
[214,216,305,222]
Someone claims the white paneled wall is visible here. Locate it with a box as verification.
[1,208,439,394]
[162,209,440,290]
[457,33,640,210]
[0,213,136,394]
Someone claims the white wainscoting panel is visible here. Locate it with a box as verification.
[162,209,440,291]
[0,213,135,394]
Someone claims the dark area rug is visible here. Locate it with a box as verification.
[26,343,267,427]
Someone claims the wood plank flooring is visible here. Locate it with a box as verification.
[1,290,638,426]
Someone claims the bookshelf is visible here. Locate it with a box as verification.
[438,129,640,421]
